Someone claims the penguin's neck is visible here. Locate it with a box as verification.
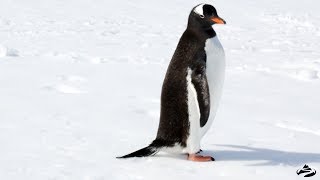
[187,26,216,39]
[203,27,216,38]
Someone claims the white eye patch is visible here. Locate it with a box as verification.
[193,3,205,17]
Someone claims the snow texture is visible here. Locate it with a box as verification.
[0,0,320,179]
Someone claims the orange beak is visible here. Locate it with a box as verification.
[211,17,226,24]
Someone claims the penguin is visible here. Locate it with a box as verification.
[118,3,226,162]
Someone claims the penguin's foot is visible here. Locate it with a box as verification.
[188,154,215,162]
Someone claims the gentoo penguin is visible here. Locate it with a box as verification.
[118,3,226,162]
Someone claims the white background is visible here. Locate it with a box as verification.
[0,0,319,179]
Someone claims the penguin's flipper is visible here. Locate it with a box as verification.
[190,63,210,128]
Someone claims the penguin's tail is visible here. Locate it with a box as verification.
[117,140,162,158]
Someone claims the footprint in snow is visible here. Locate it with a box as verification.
[293,68,319,80]
[101,28,120,36]
[0,45,19,57]
[57,75,87,82]
[43,75,88,94]
[44,84,87,94]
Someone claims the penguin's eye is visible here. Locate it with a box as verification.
[199,15,205,18]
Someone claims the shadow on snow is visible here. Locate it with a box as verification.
[205,144,320,166]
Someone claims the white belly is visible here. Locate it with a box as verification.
[184,68,201,154]
[200,36,225,138]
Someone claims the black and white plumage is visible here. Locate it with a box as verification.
[118,3,226,162]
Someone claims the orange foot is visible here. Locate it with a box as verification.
[188,154,215,162]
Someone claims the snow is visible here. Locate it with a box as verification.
[0,0,320,179]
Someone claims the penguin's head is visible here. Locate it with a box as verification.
[189,4,226,29]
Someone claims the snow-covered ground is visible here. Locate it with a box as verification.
[1,0,320,179]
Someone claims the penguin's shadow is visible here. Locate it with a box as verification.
[204,144,320,166]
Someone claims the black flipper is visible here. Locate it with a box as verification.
[191,52,210,127]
